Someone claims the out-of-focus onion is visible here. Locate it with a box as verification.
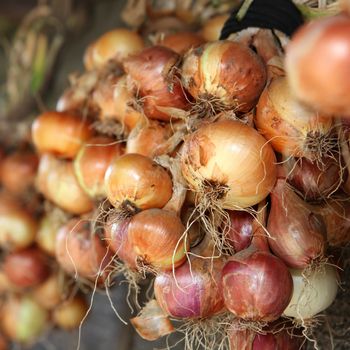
[283,265,338,320]
[32,111,93,159]
[0,333,7,350]
[201,14,229,42]
[158,32,205,54]
[36,154,93,215]
[74,136,124,198]
[286,14,350,116]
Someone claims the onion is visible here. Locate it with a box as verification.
[32,111,93,159]
[1,295,48,344]
[285,156,342,201]
[123,46,189,121]
[201,14,229,41]
[255,76,334,160]
[283,265,338,320]
[0,270,17,295]
[0,333,7,350]
[158,32,205,54]
[74,136,124,198]
[105,153,173,210]
[55,218,111,281]
[3,247,50,288]
[181,120,277,209]
[0,194,37,250]
[286,14,350,116]
[0,151,38,195]
[52,295,88,330]
[36,154,93,214]
[87,28,144,69]
[128,208,187,270]
[267,177,327,269]
[341,0,350,14]
[83,40,95,71]
[181,41,266,114]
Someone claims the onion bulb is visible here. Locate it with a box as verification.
[286,14,350,116]
[201,14,229,42]
[74,136,124,198]
[283,265,338,320]
[267,177,326,269]
[158,32,205,54]
[123,46,189,121]
[36,154,93,214]
[181,40,266,113]
[32,111,93,159]
[105,153,172,210]
[128,209,187,270]
[181,120,276,209]
[255,76,334,160]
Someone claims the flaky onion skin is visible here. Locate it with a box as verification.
[181,120,277,209]
[181,41,266,112]
[286,14,350,116]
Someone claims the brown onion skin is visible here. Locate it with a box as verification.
[123,46,189,121]
[128,209,187,270]
[36,154,93,215]
[154,255,225,319]
[222,249,293,322]
[201,14,229,42]
[105,153,173,210]
[74,136,124,198]
[159,32,205,54]
[182,41,267,113]
[32,111,93,159]
[3,247,50,288]
[1,151,38,195]
[267,178,326,269]
[286,14,350,116]
[55,219,111,281]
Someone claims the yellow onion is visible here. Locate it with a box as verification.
[201,14,229,42]
[181,40,266,113]
[255,76,334,160]
[36,154,93,215]
[283,265,338,320]
[158,32,205,54]
[105,153,173,210]
[181,120,276,209]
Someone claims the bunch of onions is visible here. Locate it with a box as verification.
[201,14,229,41]
[0,194,37,250]
[267,176,327,269]
[0,151,38,195]
[32,111,93,159]
[36,154,93,214]
[181,40,266,114]
[285,14,350,116]
[158,31,205,54]
[283,265,338,320]
[123,46,189,121]
[3,247,50,288]
[55,218,111,281]
[74,136,124,199]
[84,28,144,70]
[255,76,334,160]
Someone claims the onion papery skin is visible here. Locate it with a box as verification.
[286,14,350,116]
[3,247,50,288]
[32,111,93,159]
[126,120,174,158]
[0,194,37,250]
[36,154,93,215]
[181,40,266,113]
[286,156,342,201]
[123,46,189,121]
[283,265,338,320]
[88,28,144,69]
[154,255,225,318]
[222,249,293,322]
[128,209,187,270]
[159,32,205,54]
[1,295,48,344]
[74,136,124,198]
[267,178,326,269]
[255,77,333,159]
[201,14,229,42]
[105,153,173,210]
[55,219,111,281]
[36,214,61,257]
[180,120,277,209]
[104,215,137,269]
